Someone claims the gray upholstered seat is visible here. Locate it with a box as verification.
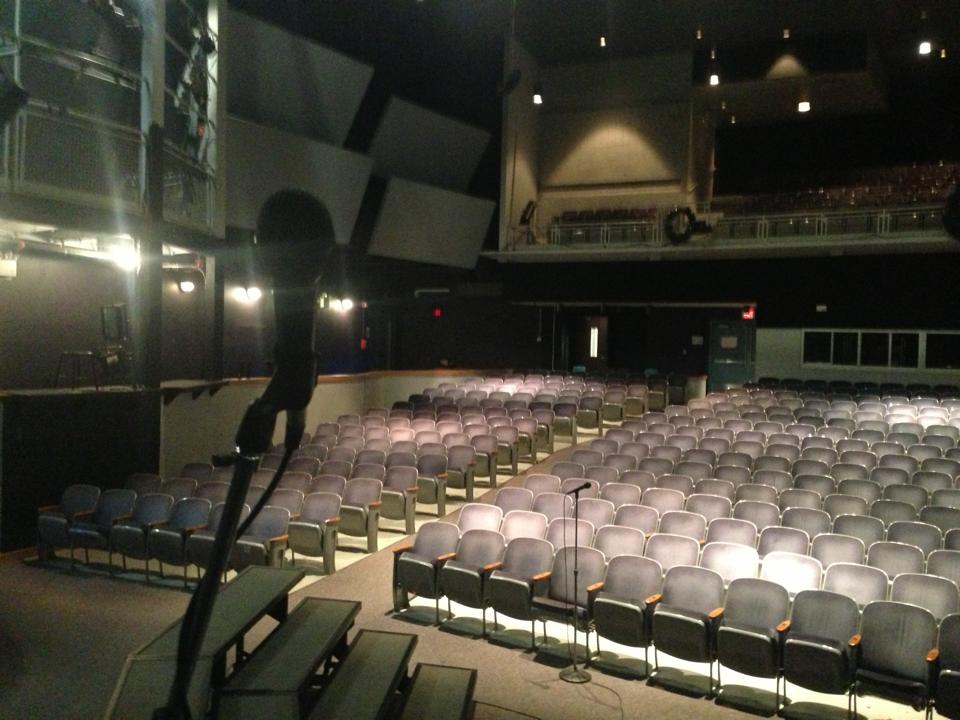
[733,500,780,534]
[593,525,645,559]
[338,477,382,553]
[393,520,461,623]
[531,546,606,651]
[36,483,101,560]
[500,510,548,544]
[457,503,503,533]
[643,533,700,574]
[288,492,341,574]
[124,473,162,496]
[494,487,534,515]
[853,600,939,716]
[614,504,659,535]
[699,541,759,586]
[810,533,865,569]
[891,573,959,622]
[887,520,942,557]
[934,613,960,719]
[486,537,555,649]
[867,540,925,578]
[147,497,212,585]
[184,501,252,577]
[109,492,174,576]
[781,590,859,711]
[67,489,137,563]
[716,577,791,709]
[760,551,822,597]
[380,465,420,534]
[531,492,573,522]
[545,517,594,549]
[438,528,506,634]
[230,505,291,570]
[592,554,663,669]
[650,565,726,695]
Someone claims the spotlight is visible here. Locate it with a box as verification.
[797,100,811,113]
[330,298,342,312]
[919,40,932,55]
[341,298,354,312]
[178,279,196,293]
[110,245,140,271]
[246,286,262,301]
[709,74,720,86]
[532,89,543,105]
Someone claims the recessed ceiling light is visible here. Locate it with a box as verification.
[919,40,932,55]
[709,74,720,86]
[797,100,811,113]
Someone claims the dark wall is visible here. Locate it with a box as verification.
[0,252,217,390]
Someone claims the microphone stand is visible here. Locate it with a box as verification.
[559,485,591,684]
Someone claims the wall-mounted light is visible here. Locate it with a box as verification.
[709,73,720,86]
[797,100,811,113]
[178,279,196,293]
[599,35,606,48]
[919,40,932,55]
[696,27,703,41]
[532,88,543,105]
[232,285,262,303]
[782,28,790,40]
[589,326,599,359]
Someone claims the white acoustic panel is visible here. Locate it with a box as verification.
[226,117,373,244]
[369,98,490,191]
[225,9,373,146]
[369,178,495,269]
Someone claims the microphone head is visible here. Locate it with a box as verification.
[255,190,336,287]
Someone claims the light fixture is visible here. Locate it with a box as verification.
[696,27,703,40]
[783,28,790,40]
[178,279,196,293]
[919,40,932,55]
[941,48,948,59]
[600,35,606,48]
[730,114,736,124]
[109,245,140,271]
[797,100,811,113]
[341,298,354,312]
[532,89,543,105]
[330,298,342,312]
[588,326,599,359]
[720,100,727,110]
[709,73,720,86]
[246,286,262,301]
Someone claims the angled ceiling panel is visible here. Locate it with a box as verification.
[225,9,373,146]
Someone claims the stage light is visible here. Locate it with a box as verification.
[919,41,932,55]
[797,100,811,113]
[178,280,196,293]
[709,74,720,86]
[330,298,342,312]
[532,89,543,105]
[110,245,140,271]
[341,298,354,312]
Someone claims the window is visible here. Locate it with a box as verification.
[801,329,921,369]
[891,333,919,368]
[832,332,858,365]
[803,331,831,363]
[926,334,960,369]
[860,332,889,366]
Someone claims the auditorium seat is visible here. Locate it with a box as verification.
[592,555,662,669]
[109,492,174,576]
[486,537,555,649]
[288,492,341,574]
[438,528,506,635]
[393,521,461,624]
[147,497,212,585]
[36,483,101,560]
[338,478,382,553]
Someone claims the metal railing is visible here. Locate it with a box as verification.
[523,204,946,252]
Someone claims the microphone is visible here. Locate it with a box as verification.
[564,481,592,495]
[236,190,336,454]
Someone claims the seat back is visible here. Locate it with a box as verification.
[548,546,606,607]
[858,601,938,689]
[760,551,822,596]
[342,478,382,509]
[643,533,700,573]
[699,542,760,585]
[891,573,960,621]
[299,492,342,524]
[457,503,503,533]
[593,525,645,559]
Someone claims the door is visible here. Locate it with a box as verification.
[708,320,755,391]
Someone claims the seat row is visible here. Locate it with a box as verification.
[391,519,960,718]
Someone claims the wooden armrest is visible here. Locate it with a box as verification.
[112,513,133,523]
[708,607,724,620]
[848,634,862,647]
[437,472,448,480]
[325,516,340,525]
[776,620,791,633]
[393,543,414,555]
[405,486,419,493]
[482,561,503,572]
[928,648,941,663]
[586,581,604,593]
[269,534,289,544]
[645,593,662,605]
[37,504,60,513]
[368,501,382,509]
[532,571,551,582]
[436,552,456,562]
[184,524,207,533]
[73,510,95,520]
